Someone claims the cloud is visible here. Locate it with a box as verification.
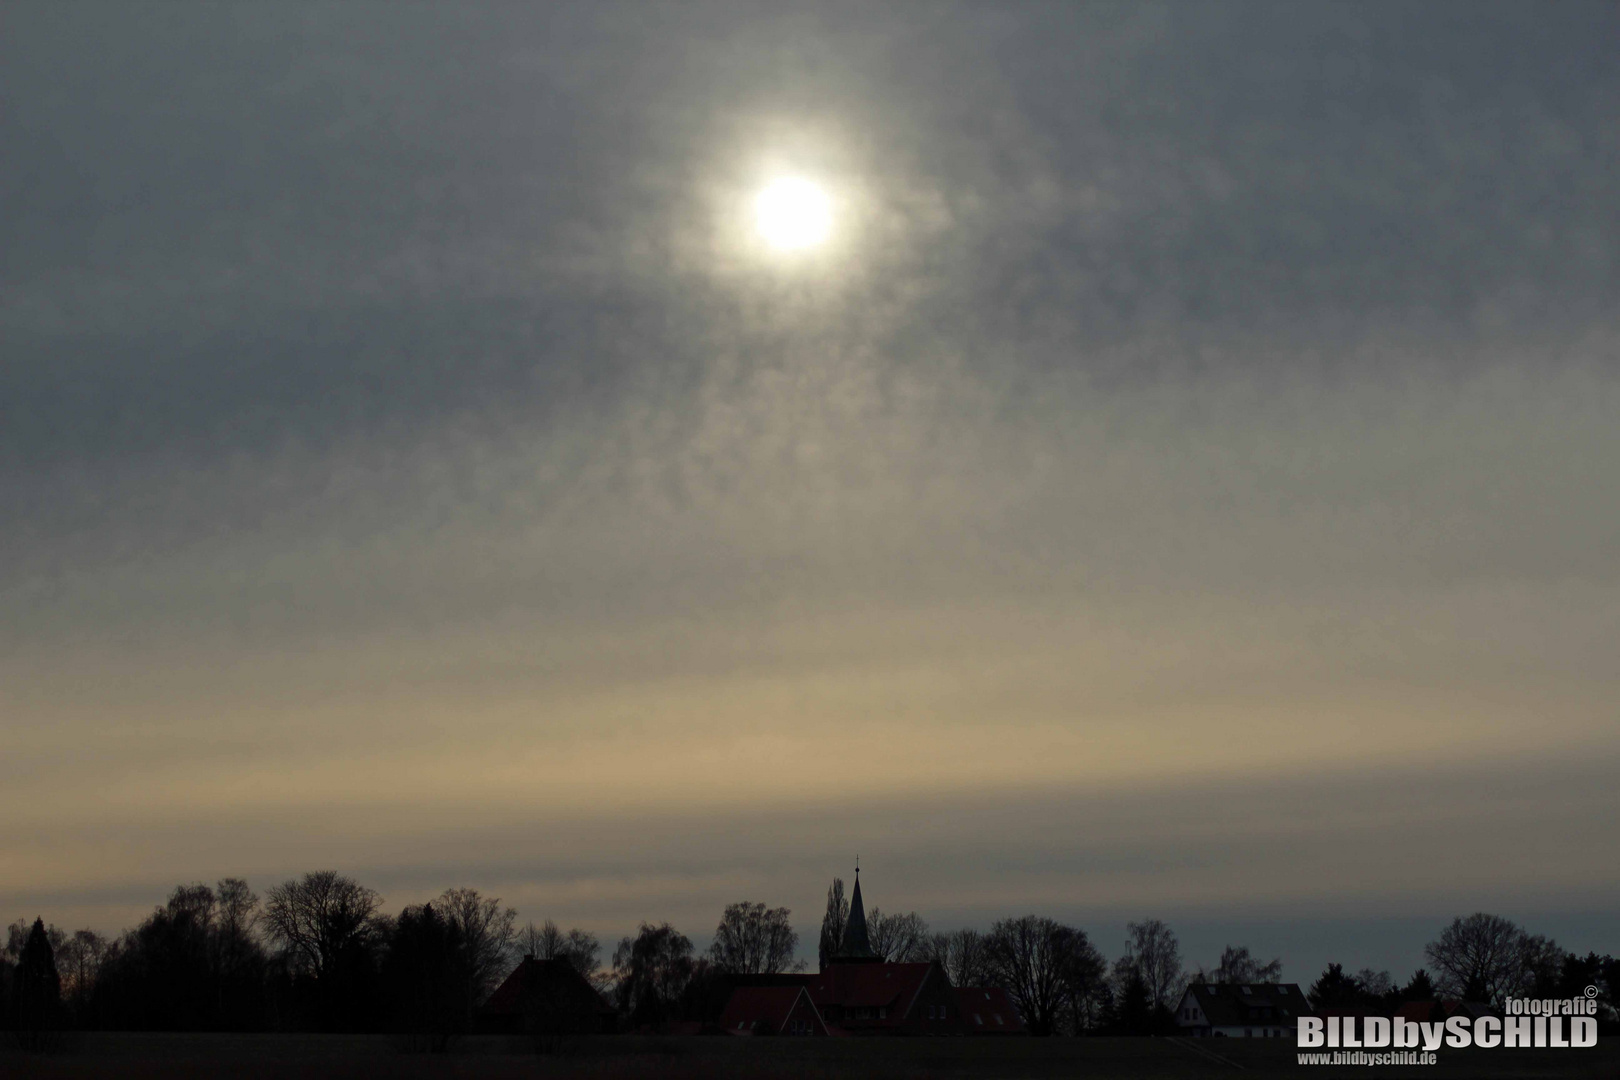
[1,1,1616,953]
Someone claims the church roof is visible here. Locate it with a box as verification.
[807,962,932,1011]
[835,869,878,960]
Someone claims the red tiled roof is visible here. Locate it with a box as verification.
[954,986,1026,1033]
[482,956,614,1017]
[719,985,824,1035]
[804,962,933,1016]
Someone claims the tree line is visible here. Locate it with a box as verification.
[3,871,1615,1047]
[1306,912,1620,1020]
[0,873,596,1044]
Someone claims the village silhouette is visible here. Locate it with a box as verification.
[3,863,1614,1060]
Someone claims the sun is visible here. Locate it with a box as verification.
[754,176,832,251]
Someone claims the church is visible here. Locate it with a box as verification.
[716,868,1025,1036]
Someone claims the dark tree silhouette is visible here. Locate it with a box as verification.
[817,878,847,971]
[55,929,107,1018]
[929,929,991,989]
[88,880,272,1031]
[381,903,471,1052]
[1551,953,1617,1027]
[1,920,58,1034]
[984,915,1100,1037]
[264,872,383,984]
[93,888,213,1029]
[709,901,800,975]
[520,920,601,980]
[1191,944,1283,985]
[1522,938,1567,999]
[1116,919,1184,1014]
[1357,968,1396,1003]
[212,879,271,1030]
[1424,913,1560,1004]
[1308,963,1375,1012]
[263,871,386,1030]
[866,909,930,962]
[1109,965,1155,1035]
[1059,931,1109,1036]
[435,888,516,1019]
[1399,969,1436,1001]
[11,918,62,1051]
[675,957,733,1026]
[610,922,694,1029]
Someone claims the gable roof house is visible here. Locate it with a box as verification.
[719,985,829,1036]
[481,955,618,1035]
[1175,982,1306,1038]
[953,986,1027,1035]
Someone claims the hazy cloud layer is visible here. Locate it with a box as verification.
[3,1,1616,974]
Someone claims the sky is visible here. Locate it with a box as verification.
[3,1,1617,984]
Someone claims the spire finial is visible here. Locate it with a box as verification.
[836,858,877,961]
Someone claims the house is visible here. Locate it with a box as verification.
[481,955,618,1035]
[1174,982,1306,1038]
[953,986,1026,1034]
[719,985,829,1036]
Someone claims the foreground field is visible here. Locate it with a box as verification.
[3,1033,1616,1079]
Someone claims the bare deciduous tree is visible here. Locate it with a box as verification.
[1356,968,1395,999]
[212,878,263,986]
[1191,944,1283,985]
[1117,919,1184,1012]
[1424,913,1560,1004]
[929,928,991,987]
[709,901,801,975]
[216,879,259,940]
[1060,933,1109,1036]
[985,915,1100,1036]
[521,919,564,961]
[521,919,601,979]
[563,928,602,982]
[263,870,382,981]
[436,887,517,1008]
[866,909,930,963]
[56,929,108,1007]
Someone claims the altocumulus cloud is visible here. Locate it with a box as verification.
[1,1,1617,965]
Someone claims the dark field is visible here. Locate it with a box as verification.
[3,1034,1618,1080]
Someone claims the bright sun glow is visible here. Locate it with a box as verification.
[754,176,832,251]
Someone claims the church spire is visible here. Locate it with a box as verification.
[835,859,879,961]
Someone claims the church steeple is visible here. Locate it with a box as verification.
[835,860,879,962]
